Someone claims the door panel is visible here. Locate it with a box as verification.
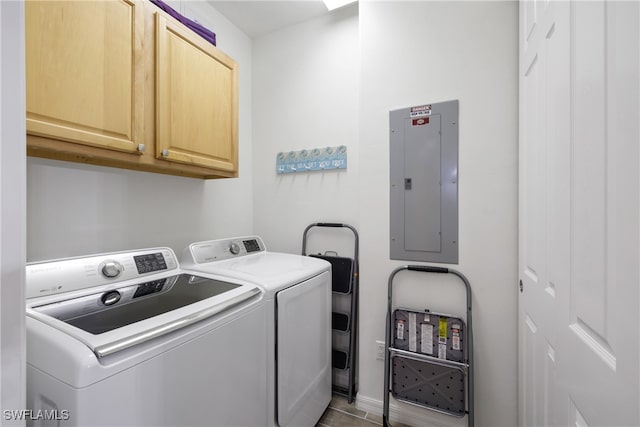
[276,272,331,427]
[519,1,639,426]
[403,114,441,253]
[572,0,608,338]
[521,314,538,427]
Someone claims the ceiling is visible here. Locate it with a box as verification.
[206,1,331,38]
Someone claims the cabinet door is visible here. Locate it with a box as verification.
[155,13,238,174]
[26,1,144,154]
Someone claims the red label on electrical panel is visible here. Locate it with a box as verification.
[412,117,429,126]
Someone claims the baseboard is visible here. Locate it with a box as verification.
[355,394,466,427]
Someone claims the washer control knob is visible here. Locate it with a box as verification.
[101,290,121,306]
[229,242,241,255]
[102,261,123,278]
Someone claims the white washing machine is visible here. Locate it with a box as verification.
[26,247,270,427]
[181,236,332,427]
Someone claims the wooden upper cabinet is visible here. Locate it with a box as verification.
[155,13,238,174]
[25,1,238,179]
[25,1,144,154]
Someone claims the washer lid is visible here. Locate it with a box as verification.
[186,252,331,294]
[27,273,262,358]
[34,274,243,334]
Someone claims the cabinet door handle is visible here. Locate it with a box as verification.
[161,149,169,157]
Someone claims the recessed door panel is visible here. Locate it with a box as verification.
[403,114,441,253]
[276,272,331,427]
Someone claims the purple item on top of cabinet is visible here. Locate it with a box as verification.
[150,0,216,46]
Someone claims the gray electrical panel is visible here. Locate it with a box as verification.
[390,100,458,264]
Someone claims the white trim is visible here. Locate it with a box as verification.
[0,0,27,418]
[355,394,463,427]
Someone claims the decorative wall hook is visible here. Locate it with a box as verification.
[276,145,347,174]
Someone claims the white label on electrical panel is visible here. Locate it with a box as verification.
[421,324,434,355]
[409,313,417,352]
[396,320,405,340]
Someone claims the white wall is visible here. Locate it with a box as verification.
[252,2,519,426]
[253,4,360,257]
[27,2,254,262]
[358,2,518,426]
[0,1,26,422]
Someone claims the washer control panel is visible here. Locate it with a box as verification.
[185,236,266,265]
[242,239,261,253]
[26,248,178,299]
[134,252,168,274]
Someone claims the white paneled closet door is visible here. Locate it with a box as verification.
[519,1,639,426]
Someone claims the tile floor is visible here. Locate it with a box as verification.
[316,394,411,427]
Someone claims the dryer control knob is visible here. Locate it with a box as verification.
[229,242,241,255]
[102,261,123,278]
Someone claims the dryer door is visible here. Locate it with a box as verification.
[276,270,332,427]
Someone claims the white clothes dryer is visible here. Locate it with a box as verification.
[181,236,332,427]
